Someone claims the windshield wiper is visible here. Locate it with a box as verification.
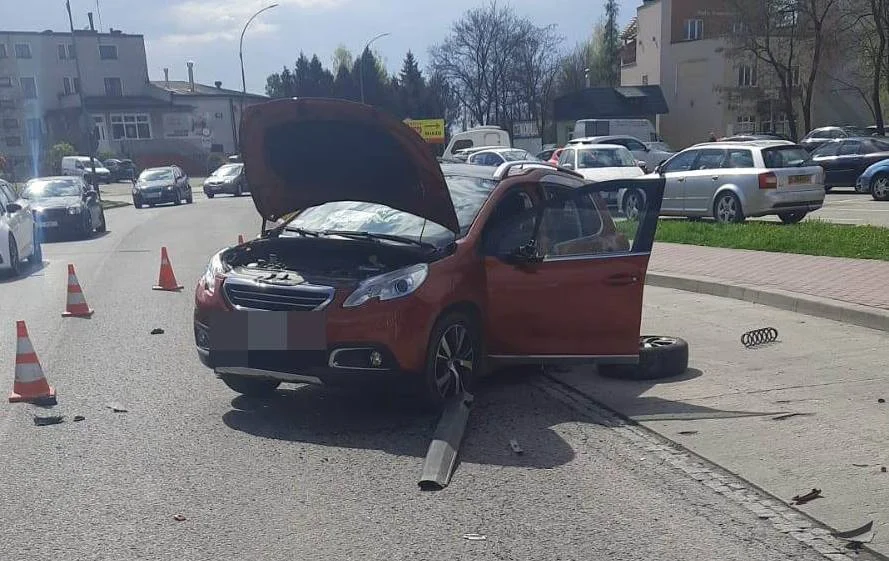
[284,226,320,237]
[320,230,437,250]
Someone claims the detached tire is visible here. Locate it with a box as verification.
[219,374,280,397]
[599,336,689,381]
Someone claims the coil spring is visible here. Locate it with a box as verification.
[741,327,779,348]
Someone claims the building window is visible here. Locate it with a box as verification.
[110,113,151,140]
[73,77,81,94]
[93,116,106,141]
[0,44,7,58]
[0,77,11,88]
[641,74,649,85]
[736,115,756,134]
[14,43,31,59]
[20,77,37,99]
[58,44,67,60]
[684,19,703,41]
[25,118,42,140]
[4,136,22,147]
[104,77,123,97]
[99,45,118,60]
[1,118,17,129]
[67,44,76,59]
[738,64,757,87]
[63,77,81,95]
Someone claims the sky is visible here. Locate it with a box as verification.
[2,0,638,95]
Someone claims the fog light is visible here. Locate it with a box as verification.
[369,351,383,368]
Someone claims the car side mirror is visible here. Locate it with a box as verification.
[636,160,649,172]
[6,203,22,214]
[503,243,543,266]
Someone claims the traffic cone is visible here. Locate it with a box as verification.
[238,234,245,245]
[152,247,183,291]
[9,321,56,405]
[62,264,94,318]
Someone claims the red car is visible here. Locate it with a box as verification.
[193,98,671,407]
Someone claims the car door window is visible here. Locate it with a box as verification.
[838,141,861,155]
[722,149,754,169]
[814,142,839,157]
[558,149,575,168]
[537,185,630,258]
[661,150,698,172]
[623,138,647,152]
[693,149,727,170]
[482,189,536,256]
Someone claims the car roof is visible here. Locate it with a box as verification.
[689,140,796,149]
[440,162,502,179]
[817,136,885,142]
[26,175,81,182]
[141,166,177,171]
[571,143,627,150]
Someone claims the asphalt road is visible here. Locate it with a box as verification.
[0,196,830,560]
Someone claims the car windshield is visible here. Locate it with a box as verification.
[212,164,242,178]
[283,175,497,245]
[577,147,636,168]
[763,146,813,167]
[22,179,81,199]
[140,169,174,181]
[499,150,531,162]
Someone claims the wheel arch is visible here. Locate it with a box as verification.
[710,184,747,214]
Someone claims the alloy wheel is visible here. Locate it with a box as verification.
[433,324,475,398]
[641,335,680,350]
[624,190,643,220]
[8,236,20,276]
[873,176,889,200]
[715,194,740,223]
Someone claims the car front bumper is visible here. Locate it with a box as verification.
[34,210,84,232]
[135,188,180,204]
[203,182,236,195]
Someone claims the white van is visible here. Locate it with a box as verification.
[573,119,660,143]
[443,126,511,159]
[61,156,112,184]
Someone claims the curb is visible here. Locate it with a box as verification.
[646,271,889,333]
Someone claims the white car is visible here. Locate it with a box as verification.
[557,144,646,211]
[0,179,41,277]
[460,147,536,166]
[61,156,112,184]
[567,135,674,172]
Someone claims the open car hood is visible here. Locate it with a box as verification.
[240,98,459,233]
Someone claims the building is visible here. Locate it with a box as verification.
[552,86,669,146]
[0,18,267,179]
[619,0,872,149]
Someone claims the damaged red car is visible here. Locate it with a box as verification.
[193,98,669,406]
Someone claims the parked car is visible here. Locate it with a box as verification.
[557,144,646,210]
[61,156,112,184]
[652,141,825,224]
[855,159,889,201]
[809,137,889,192]
[204,163,249,198]
[799,126,863,153]
[462,147,537,166]
[132,166,193,208]
[443,126,511,159]
[645,141,675,153]
[718,133,792,142]
[193,97,672,406]
[103,158,137,182]
[0,178,40,277]
[567,135,674,172]
[20,176,106,238]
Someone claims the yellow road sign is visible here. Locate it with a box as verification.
[404,119,445,144]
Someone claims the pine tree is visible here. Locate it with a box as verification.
[602,0,621,87]
[398,51,426,118]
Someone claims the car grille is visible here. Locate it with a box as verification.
[36,208,69,221]
[223,277,334,311]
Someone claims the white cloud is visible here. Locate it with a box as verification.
[156,22,277,46]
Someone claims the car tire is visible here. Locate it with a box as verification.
[206,193,215,199]
[186,191,194,204]
[7,234,20,277]
[235,183,243,197]
[174,190,183,206]
[28,226,42,264]
[219,374,280,397]
[713,191,745,224]
[778,211,807,224]
[81,212,93,239]
[96,210,107,232]
[871,173,889,201]
[599,336,689,381]
[623,189,645,220]
[421,311,483,409]
[133,197,142,209]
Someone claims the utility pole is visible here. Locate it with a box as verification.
[359,32,390,104]
[65,1,98,194]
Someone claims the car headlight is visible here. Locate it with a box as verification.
[67,206,82,214]
[201,251,227,294]
[165,185,175,191]
[342,263,428,308]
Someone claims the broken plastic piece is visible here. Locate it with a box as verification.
[833,520,875,544]
[33,415,64,426]
[772,412,815,421]
[173,514,186,522]
[462,533,486,541]
[879,398,886,404]
[791,488,822,505]
[509,439,523,455]
[883,467,887,473]
[418,391,474,491]
[106,402,128,413]
[73,415,85,422]
[678,430,698,435]
[150,328,164,335]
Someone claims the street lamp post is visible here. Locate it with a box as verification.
[238,3,278,149]
[359,32,390,104]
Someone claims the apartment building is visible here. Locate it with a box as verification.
[620,0,872,149]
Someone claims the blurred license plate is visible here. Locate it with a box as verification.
[144,192,161,198]
[208,311,326,351]
[40,221,58,227]
[788,175,810,185]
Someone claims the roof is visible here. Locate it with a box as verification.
[620,17,638,40]
[0,29,142,38]
[554,86,669,121]
[151,80,268,99]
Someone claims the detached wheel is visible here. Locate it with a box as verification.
[599,336,689,381]
[778,211,806,224]
[872,173,889,201]
[713,192,745,224]
[219,374,280,397]
[421,311,482,408]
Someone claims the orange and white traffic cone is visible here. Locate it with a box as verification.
[62,264,94,318]
[238,234,245,245]
[153,247,183,291]
[9,321,56,405]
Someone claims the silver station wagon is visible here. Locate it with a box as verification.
[652,141,825,224]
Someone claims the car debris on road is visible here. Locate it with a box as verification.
[33,415,64,426]
[791,488,822,505]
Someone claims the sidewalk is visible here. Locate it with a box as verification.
[646,243,889,331]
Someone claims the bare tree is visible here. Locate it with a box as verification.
[509,21,563,134]
[837,0,889,133]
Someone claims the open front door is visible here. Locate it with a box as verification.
[484,176,665,365]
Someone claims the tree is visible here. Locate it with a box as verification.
[333,63,358,100]
[332,44,353,74]
[602,0,621,86]
[49,142,76,174]
[839,0,889,134]
[398,51,426,118]
[353,48,390,106]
